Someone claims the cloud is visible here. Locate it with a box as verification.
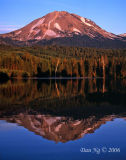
[0,25,21,27]
[0,24,22,33]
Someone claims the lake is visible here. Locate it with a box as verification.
[0,78,126,160]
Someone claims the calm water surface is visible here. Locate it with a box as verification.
[0,79,126,160]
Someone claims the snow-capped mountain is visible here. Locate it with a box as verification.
[0,11,126,48]
[1,114,118,143]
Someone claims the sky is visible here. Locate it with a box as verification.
[0,0,126,35]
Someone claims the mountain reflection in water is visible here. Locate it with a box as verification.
[0,78,126,143]
[1,114,125,143]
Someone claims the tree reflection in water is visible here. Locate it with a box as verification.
[0,78,126,142]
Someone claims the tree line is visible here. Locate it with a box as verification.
[0,44,126,79]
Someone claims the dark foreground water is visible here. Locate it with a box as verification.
[0,78,126,160]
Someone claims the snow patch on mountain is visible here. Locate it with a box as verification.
[28,29,41,39]
[55,124,62,132]
[73,120,81,126]
[16,30,22,35]
[30,18,45,33]
[80,17,92,27]
[44,117,61,126]
[54,23,62,31]
[73,28,81,33]
[42,29,58,38]
[35,29,41,34]
[80,17,85,23]
[105,32,117,39]
[88,33,96,38]
[46,30,57,36]
[35,36,42,40]
[48,15,57,29]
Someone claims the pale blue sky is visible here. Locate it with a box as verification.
[0,0,126,34]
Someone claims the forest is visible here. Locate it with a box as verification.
[0,44,126,79]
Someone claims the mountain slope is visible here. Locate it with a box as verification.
[119,33,126,37]
[0,11,126,48]
[119,33,126,41]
